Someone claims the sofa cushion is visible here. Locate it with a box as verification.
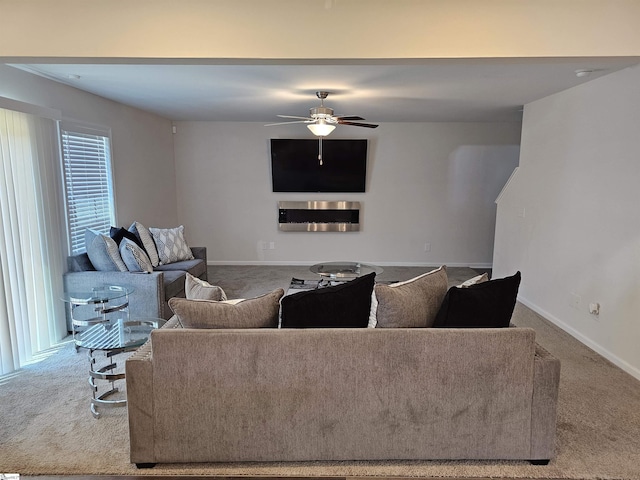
[168,289,284,329]
[185,272,226,301]
[84,229,128,272]
[372,266,448,328]
[433,271,521,328]
[163,270,189,300]
[129,221,160,267]
[149,225,194,266]
[119,238,153,273]
[280,272,375,328]
[154,258,206,278]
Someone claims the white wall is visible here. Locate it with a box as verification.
[0,65,178,231]
[174,121,520,266]
[493,64,640,379]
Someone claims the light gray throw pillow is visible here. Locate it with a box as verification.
[373,266,448,328]
[84,229,128,272]
[168,288,284,329]
[457,272,489,288]
[185,272,226,301]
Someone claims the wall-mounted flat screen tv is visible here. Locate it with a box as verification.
[271,139,367,193]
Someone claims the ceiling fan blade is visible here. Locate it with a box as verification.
[277,115,312,120]
[265,120,312,127]
[335,115,365,121]
[338,120,379,128]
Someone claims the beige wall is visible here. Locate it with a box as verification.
[2,0,640,60]
[493,64,640,380]
[0,65,179,233]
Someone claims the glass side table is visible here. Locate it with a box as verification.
[77,317,164,418]
[62,286,163,418]
[63,285,133,348]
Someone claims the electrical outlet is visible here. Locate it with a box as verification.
[269,242,275,250]
[424,242,431,252]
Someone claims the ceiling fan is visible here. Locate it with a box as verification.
[266,91,379,137]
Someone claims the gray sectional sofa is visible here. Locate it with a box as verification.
[126,317,561,466]
[63,246,207,330]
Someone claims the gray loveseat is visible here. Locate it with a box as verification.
[126,317,560,467]
[63,247,207,330]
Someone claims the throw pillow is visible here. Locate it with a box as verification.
[129,221,160,267]
[149,225,194,265]
[168,288,284,329]
[433,271,521,328]
[373,266,448,328]
[119,238,153,273]
[185,272,227,301]
[109,226,144,249]
[457,272,489,288]
[84,229,128,272]
[280,272,376,328]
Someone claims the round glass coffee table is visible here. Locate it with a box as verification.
[310,261,383,279]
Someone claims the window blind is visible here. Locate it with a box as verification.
[60,127,115,254]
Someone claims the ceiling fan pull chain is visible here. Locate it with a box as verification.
[318,137,323,165]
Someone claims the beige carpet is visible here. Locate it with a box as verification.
[1,266,640,478]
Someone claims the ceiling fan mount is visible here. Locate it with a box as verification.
[265,91,379,135]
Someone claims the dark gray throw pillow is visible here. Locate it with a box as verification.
[280,272,376,328]
[433,271,521,328]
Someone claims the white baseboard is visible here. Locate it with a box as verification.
[207,260,492,269]
[518,295,640,382]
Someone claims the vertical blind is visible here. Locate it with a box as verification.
[60,127,114,254]
[0,107,66,375]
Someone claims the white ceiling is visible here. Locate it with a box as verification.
[13,57,640,123]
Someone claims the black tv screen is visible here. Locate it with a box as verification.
[271,139,367,192]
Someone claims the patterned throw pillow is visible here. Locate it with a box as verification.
[149,225,194,265]
[119,238,153,273]
[129,221,160,267]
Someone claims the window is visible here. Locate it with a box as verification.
[60,123,115,254]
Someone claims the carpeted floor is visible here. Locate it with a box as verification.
[1,265,640,478]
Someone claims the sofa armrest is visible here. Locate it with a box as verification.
[190,247,207,263]
[63,271,166,330]
[530,344,561,461]
[126,336,155,465]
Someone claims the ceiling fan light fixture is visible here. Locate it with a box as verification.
[307,122,336,137]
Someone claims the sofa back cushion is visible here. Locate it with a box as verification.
[168,288,284,329]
